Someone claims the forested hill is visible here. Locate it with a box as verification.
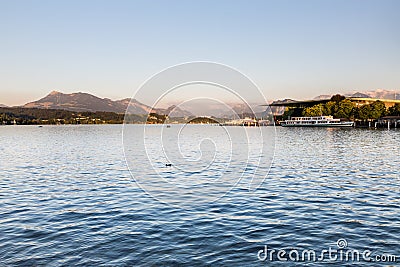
[0,107,145,125]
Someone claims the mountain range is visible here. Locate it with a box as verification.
[23,91,193,117]
[21,91,268,118]
[12,89,399,117]
[313,89,399,100]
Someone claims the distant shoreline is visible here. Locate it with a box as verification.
[0,107,230,125]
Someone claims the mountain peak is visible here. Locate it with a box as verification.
[350,92,370,98]
[49,90,62,95]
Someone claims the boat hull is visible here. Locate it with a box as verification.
[281,122,354,127]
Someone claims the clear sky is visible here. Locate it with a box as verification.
[0,0,399,106]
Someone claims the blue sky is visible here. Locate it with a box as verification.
[0,0,399,105]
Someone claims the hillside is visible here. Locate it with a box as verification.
[0,107,142,124]
[23,91,193,116]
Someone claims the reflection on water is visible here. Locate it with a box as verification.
[123,124,275,207]
[0,125,399,266]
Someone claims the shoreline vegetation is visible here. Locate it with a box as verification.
[0,107,227,125]
[297,95,400,120]
[0,107,127,125]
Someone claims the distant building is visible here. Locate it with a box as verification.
[377,116,400,128]
[224,117,258,126]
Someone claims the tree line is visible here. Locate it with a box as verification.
[284,95,400,121]
[0,107,147,125]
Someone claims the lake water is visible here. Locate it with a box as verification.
[0,125,399,266]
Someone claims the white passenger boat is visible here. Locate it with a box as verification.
[281,116,354,127]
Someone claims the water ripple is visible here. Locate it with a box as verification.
[0,126,399,266]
